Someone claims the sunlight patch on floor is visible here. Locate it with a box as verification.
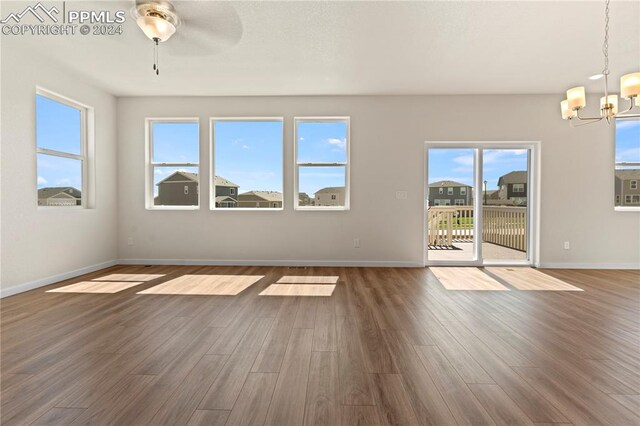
[260,284,336,296]
[92,273,165,282]
[486,267,583,291]
[430,267,510,291]
[276,276,339,284]
[47,281,145,294]
[137,275,264,296]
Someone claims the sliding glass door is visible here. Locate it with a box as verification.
[425,144,534,266]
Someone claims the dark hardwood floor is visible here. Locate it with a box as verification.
[1,265,638,425]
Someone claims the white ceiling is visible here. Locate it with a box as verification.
[5,0,640,96]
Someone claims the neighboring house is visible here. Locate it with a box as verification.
[238,191,283,208]
[213,175,240,208]
[428,180,472,206]
[615,169,640,206]
[155,171,199,206]
[155,172,240,207]
[497,171,528,205]
[315,187,345,206]
[38,187,81,206]
[298,192,313,206]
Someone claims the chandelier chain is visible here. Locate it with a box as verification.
[602,0,610,75]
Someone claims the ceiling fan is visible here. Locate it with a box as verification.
[132,0,243,75]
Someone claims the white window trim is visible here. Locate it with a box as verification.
[631,180,638,190]
[447,187,453,195]
[145,117,200,210]
[294,116,350,211]
[210,117,284,211]
[36,87,94,210]
[460,187,467,195]
[614,117,640,212]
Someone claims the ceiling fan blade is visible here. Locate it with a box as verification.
[164,1,243,57]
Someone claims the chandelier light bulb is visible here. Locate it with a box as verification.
[561,100,577,120]
[600,95,618,117]
[620,72,640,99]
[567,87,586,111]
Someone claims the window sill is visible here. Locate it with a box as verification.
[295,207,350,211]
[146,206,200,211]
[210,207,284,212]
[614,206,640,212]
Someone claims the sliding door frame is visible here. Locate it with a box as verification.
[423,141,540,268]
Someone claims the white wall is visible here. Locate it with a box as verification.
[1,43,118,295]
[117,95,640,268]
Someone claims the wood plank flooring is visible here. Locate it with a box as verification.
[1,265,638,425]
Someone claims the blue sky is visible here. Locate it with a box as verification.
[297,121,347,195]
[615,119,640,165]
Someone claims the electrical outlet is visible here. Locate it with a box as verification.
[128,237,134,246]
[396,190,408,200]
[353,238,360,248]
[563,241,570,250]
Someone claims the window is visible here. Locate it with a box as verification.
[295,117,350,210]
[438,188,444,194]
[513,183,525,193]
[615,118,640,210]
[434,199,451,206]
[460,187,466,195]
[211,118,283,209]
[447,187,453,195]
[454,199,464,206]
[147,119,199,209]
[36,89,91,208]
[626,195,640,205]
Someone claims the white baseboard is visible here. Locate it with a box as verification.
[0,260,118,299]
[118,258,424,268]
[538,262,640,269]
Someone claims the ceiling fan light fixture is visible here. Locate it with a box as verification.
[136,14,176,42]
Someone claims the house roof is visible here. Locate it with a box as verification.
[38,187,81,199]
[498,171,527,186]
[214,175,239,187]
[238,191,283,202]
[428,180,470,188]
[315,186,346,194]
[615,169,640,180]
[298,192,310,199]
[484,190,500,199]
[156,171,239,187]
[215,195,237,202]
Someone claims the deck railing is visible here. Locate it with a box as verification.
[427,205,526,251]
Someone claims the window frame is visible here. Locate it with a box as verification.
[145,117,200,210]
[294,116,351,211]
[614,117,640,212]
[631,180,638,190]
[447,187,453,195]
[36,87,93,210]
[460,187,467,195]
[209,117,284,211]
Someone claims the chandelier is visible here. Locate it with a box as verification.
[560,0,639,126]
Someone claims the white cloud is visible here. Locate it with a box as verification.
[616,147,640,162]
[299,137,304,141]
[155,169,164,175]
[56,178,71,185]
[37,176,48,186]
[326,138,346,149]
[616,120,640,130]
[242,144,250,150]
